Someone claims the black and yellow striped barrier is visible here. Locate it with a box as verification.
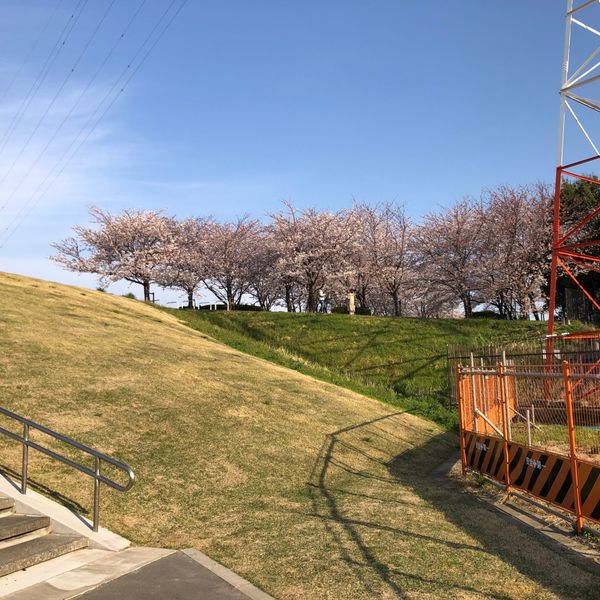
[463,431,600,523]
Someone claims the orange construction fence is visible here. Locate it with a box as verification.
[457,360,600,533]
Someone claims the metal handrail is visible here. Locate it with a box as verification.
[0,406,135,532]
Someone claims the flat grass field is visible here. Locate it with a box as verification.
[170,309,567,428]
[1,272,599,599]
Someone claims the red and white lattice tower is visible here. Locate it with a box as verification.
[548,1,600,340]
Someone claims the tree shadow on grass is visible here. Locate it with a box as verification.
[305,412,600,599]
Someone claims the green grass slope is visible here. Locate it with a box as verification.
[0,272,598,599]
[169,310,564,428]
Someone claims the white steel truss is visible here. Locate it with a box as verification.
[558,0,600,165]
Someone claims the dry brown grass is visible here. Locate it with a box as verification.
[0,272,598,599]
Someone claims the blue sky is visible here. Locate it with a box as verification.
[0,1,579,301]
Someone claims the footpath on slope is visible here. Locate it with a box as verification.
[5,548,273,600]
[73,549,272,600]
[0,487,273,600]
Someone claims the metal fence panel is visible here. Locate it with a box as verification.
[456,357,600,531]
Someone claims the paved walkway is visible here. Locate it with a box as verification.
[76,550,273,600]
[3,548,274,600]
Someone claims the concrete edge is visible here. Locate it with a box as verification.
[0,476,129,551]
[182,548,276,600]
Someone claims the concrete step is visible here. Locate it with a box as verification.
[0,516,49,544]
[0,499,14,518]
[0,535,88,578]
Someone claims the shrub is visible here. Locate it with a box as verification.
[234,304,263,312]
[331,306,371,315]
[471,310,501,319]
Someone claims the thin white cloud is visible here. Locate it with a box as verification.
[0,75,150,249]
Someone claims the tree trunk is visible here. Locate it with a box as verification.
[226,283,234,310]
[285,284,295,312]
[497,293,505,319]
[357,283,368,310]
[187,289,194,309]
[143,280,150,302]
[529,293,540,321]
[462,293,472,318]
[306,285,318,312]
[391,290,401,317]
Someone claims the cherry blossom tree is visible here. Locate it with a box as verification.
[479,184,552,319]
[407,280,456,318]
[51,207,174,301]
[343,205,374,312]
[246,229,282,310]
[270,202,357,312]
[413,198,485,317]
[157,217,211,308]
[51,182,557,319]
[202,216,260,309]
[354,203,414,316]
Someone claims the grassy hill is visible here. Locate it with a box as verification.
[0,272,598,599]
[169,310,563,428]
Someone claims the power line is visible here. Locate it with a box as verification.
[0,0,189,249]
[0,0,112,192]
[0,0,87,157]
[0,0,65,106]
[0,0,147,214]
